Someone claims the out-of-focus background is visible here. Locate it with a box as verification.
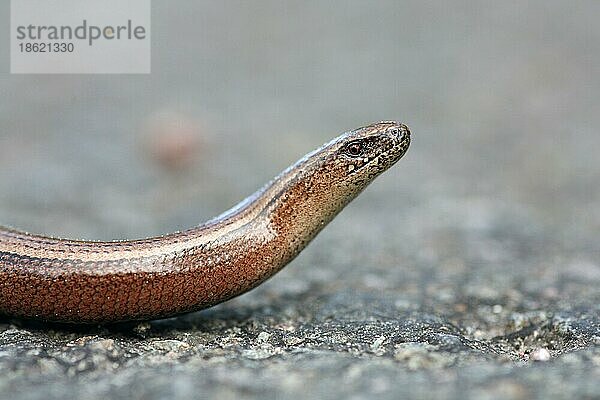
[0,2,599,399]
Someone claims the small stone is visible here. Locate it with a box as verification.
[530,348,551,361]
[133,322,152,335]
[283,336,305,346]
[88,339,116,352]
[257,332,271,342]
[151,340,190,353]
[370,336,386,353]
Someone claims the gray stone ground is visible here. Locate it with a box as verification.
[0,1,599,399]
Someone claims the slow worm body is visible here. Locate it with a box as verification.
[0,121,410,322]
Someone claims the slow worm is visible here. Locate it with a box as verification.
[0,121,411,322]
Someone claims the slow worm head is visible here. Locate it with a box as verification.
[0,121,411,322]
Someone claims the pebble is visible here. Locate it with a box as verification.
[530,348,551,361]
[257,331,271,342]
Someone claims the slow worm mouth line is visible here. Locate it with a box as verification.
[0,121,411,323]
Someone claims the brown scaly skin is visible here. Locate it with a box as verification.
[0,121,411,323]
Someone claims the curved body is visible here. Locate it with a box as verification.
[0,122,410,322]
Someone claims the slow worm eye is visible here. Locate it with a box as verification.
[346,141,364,157]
